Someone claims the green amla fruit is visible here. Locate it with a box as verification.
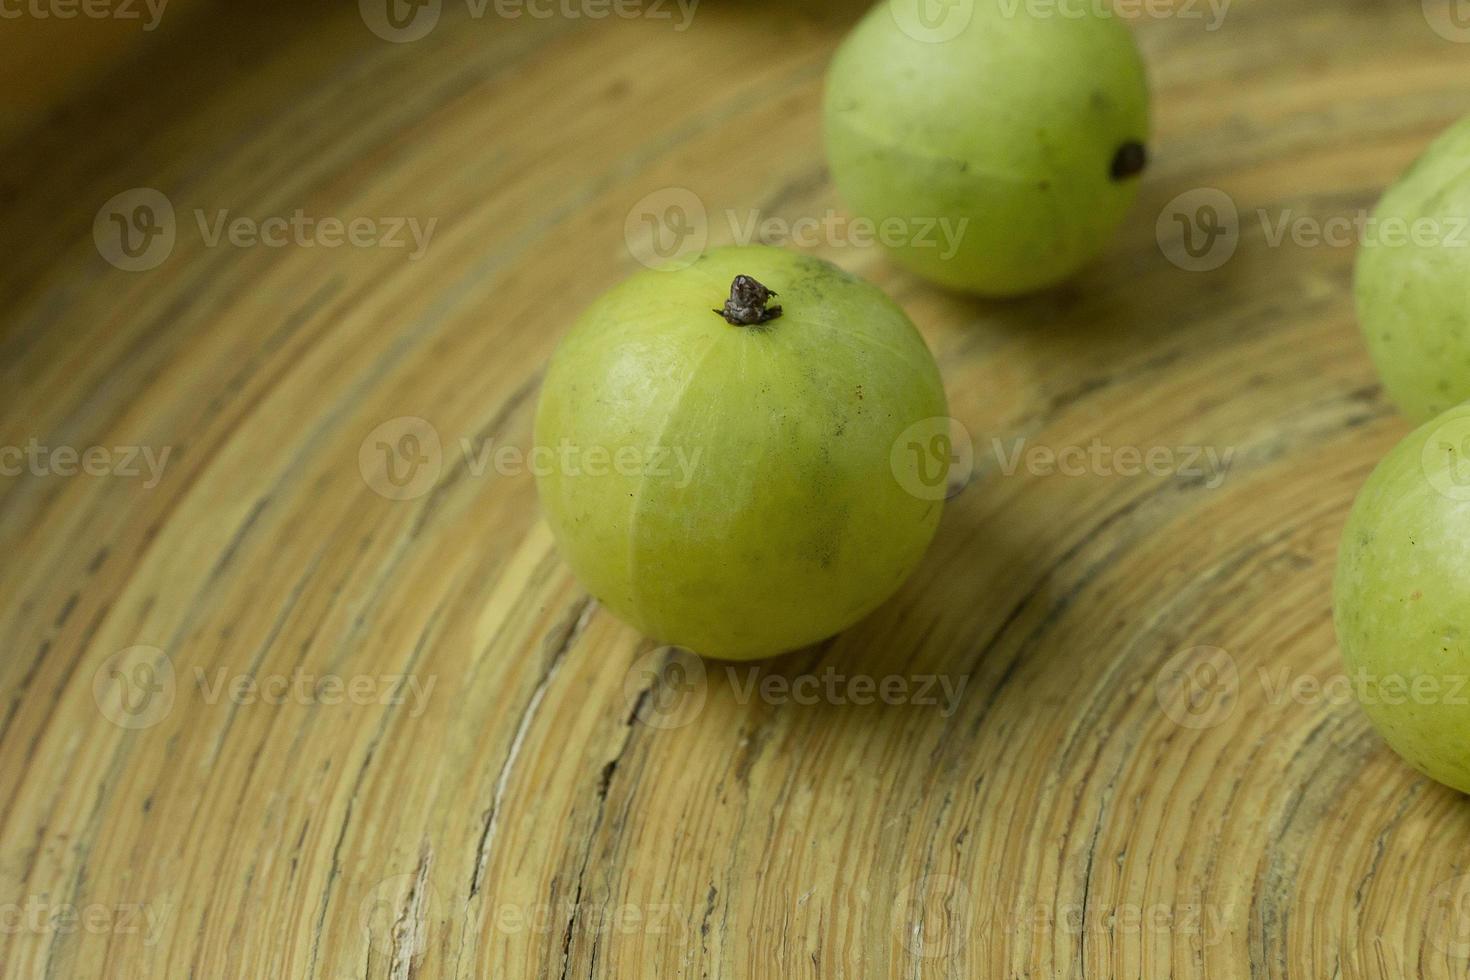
[1335,401,1470,794]
[534,246,949,661]
[1356,114,1470,424]
[823,0,1150,296]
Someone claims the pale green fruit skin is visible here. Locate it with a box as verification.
[1335,402,1470,794]
[823,0,1150,296]
[1356,114,1470,424]
[534,246,947,661]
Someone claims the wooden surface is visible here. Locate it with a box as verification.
[4,1,1470,976]
[0,0,207,146]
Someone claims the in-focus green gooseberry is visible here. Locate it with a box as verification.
[1356,114,1470,424]
[1335,402,1470,794]
[534,245,949,661]
[823,0,1151,296]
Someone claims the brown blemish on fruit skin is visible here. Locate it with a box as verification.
[1110,141,1148,181]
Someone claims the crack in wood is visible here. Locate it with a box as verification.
[467,594,596,900]
[555,650,661,980]
[389,839,435,980]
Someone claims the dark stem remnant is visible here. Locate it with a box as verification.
[714,275,782,326]
[1110,141,1148,181]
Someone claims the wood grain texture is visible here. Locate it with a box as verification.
[0,0,208,145]
[3,0,1470,976]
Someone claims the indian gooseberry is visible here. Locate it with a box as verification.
[823,0,1151,296]
[534,245,948,661]
[1356,113,1470,424]
[1335,401,1470,794]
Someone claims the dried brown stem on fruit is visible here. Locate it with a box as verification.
[714,275,782,326]
[1110,141,1148,181]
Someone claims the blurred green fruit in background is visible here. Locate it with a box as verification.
[823,0,1150,296]
[1357,114,1470,424]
